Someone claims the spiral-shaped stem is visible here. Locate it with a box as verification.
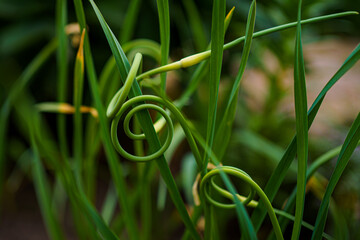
[200,166,284,240]
[107,53,202,169]
[110,95,202,169]
[110,96,173,162]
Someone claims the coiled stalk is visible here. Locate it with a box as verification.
[107,53,202,168]
[201,166,284,240]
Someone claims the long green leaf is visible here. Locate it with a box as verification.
[87,1,200,239]
[292,1,308,239]
[156,0,170,90]
[182,0,207,51]
[250,41,360,233]
[73,30,85,187]
[202,0,226,175]
[11,78,116,240]
[312,112,360,239]
[274,141,359,239]
[120,0,142,43]
[175,7,235,109]
[213,0,256,161]
[56,0,69,159]
[0,39,57,204]
[203,1,226,237]
[31,108,118,240]
[29,116,65,240]
[73,1,139,239]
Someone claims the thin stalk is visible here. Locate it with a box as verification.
[73,30,85,187]
[202,0,226,176]
[56,0,69,159]
[29,116,65,240]
[273,141,360,239]
[120,0,142,43]
[156,0,170,90]
[137,11,357,80]
[292,1,308,239]
[312,113,360,239]
[73,1,139,239]
[0,40,57,204]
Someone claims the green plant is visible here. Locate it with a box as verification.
[1,0,359,239]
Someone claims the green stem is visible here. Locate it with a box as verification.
[73,1,139,239]
[73,30,85,188]
[201,166,284,240]
[156,0,170,90]
[137,11,357,80]
[0,39,57,204]
[56,0,70,159]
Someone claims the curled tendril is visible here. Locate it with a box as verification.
[107,53,202,167]
[110,96,174,162]
[205,168,255,208]
[200,166,284,240]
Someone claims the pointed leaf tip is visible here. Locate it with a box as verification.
[76,29,86,64]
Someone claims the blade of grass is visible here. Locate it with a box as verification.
[273,141,359,239]
[120,0,142,43]
[73,29,85,187]
[278,139,360,225]
[33,116,117,240]
[182,0,207,51]
[0,39,57,204]
[29,116,65,240]
[71,28,94,239]
[16,89,100,239]
[203,1,226,237]
[250,41,360,233]
[202,0,226,175]
[328,197,349,240]
[87,1,200,238]
[101,183,117,224]
[175,7,235,109]
[33,113,116,240]
[156,0,170,90]
[73,1,139,239]
[311,112,360,239]
[12,84,116,239]
[213,0,256,161]
[157,125,186,210]
[56,0,69,159]
[291,1,308,239]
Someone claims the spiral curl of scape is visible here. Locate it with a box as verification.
[107,53,202,168]
[200,166,284,240]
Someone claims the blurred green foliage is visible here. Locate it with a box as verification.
[1,0,359,239]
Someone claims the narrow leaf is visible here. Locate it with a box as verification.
[213,0,256,161]
[73,29,85,186]
[156,0,170,90]
[291,1,308,239]
[202,0,226,175]
[251,40,360,233]
[56,0,69,158]
[73,1,140,239]
[30,119,65,240]
[312,113,360,239]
